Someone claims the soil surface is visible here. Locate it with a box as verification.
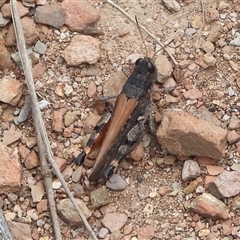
[1,0,240,240]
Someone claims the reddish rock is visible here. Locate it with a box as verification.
[34,2,65,29]
[228,115,240,130]
[195,220,204,231]
[206,165,224,176]
[5,17,39,46]
[1,2,28,18]
[3,124,22,146]
[209,170,240,199]
[130,142,144,161]
[18,145,30,160]
[87,81,97,97]
[36,199,48,213]
[0,0,6,7]
[183,88,203,100]
[32,62,46,79]
[205,175,217,189]
[25,137,37,148]
[54,157,67,171]
[62,35,101,65]
[62,0,100,32]
[190,193,230,219]
[229,60,238,71]
[195,156,219,165]
[101,213,128,233]
[0,106,15,121]
[137,225,156,240]
[0,143,22,193]
[0,77,22,106]
[158,186,168,196]
[31,228,39,240]
[221,219,232,235]
[0,35,13,70]
[52,110,63,132]
[82,112,101,134]
[227,130,240,144]
[179,60,190,68]
[61,165,73,181]
[195,55,209,69]
[99,204,116,215]
[63,126,73,138]
[24,150,40,169]
[157,110,227,159]
[9,222,31,240]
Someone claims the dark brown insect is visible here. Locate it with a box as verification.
[75,57,158,186]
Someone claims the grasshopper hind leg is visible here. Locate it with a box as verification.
[90,117,146,184]
[89,97,151,185]
[74,111,112,166]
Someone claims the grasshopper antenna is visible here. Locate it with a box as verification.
[151,39,174,60]
[135,16,148,57]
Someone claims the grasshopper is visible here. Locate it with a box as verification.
[75,17,160,186]
[75,57,158,186]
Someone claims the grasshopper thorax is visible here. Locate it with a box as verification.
[135,57,156,74]
[122,57,157,99]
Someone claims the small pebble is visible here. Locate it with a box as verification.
[182,160,201,181]
[149,191,157,198]
[106,174,127,190]
[98,228,109,238]
[52,180,62,189]
[228,87,235,96]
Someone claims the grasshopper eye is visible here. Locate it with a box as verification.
[147,62,156,73]
[135,58,143,65]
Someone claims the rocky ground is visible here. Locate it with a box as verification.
[1,0,240,239]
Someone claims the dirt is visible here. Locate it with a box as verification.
[1,0,240,239]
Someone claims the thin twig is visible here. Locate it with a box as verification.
[36,124,62,239]
[135,16,148,56]
[10,1,98,239]
[105,0,178,66]
[10,2,62,240]
[11,0,62,240]
[200,0,205,26]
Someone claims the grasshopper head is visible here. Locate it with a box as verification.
[135,57,156,74]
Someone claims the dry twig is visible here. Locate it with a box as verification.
[200,0,205,26]
[10,1,62,239]
[105,0,178,66]
[10,0,98,239]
